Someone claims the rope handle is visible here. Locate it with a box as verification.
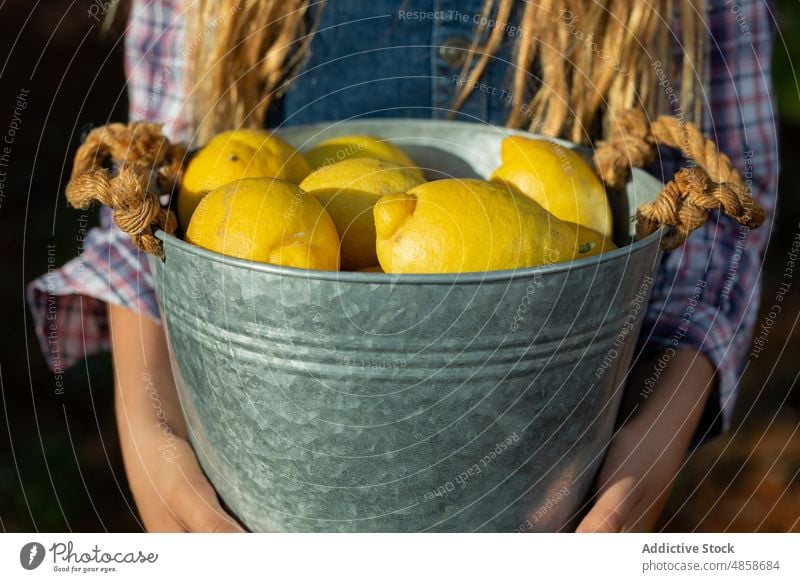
[65,122,184,258]
[593,109,766,249]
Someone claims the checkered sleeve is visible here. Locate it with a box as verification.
[637,0,778,435]
[26,0,189,372]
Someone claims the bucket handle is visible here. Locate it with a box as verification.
[65,122,183,259]
[593,109,766,249]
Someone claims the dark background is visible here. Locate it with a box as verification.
[1,1,798,532]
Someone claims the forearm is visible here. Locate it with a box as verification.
[108,303,186,474]
[578,348,716,532]
[625,349,715,529]
[623,348,716,437]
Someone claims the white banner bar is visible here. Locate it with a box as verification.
[1,534,798,581]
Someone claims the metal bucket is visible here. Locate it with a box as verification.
[150,120,664,532]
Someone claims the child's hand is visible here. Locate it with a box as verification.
[576,349,715,532]
[119,417,244,533]
[110,304,244,532]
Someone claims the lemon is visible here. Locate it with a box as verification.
[566,223,617,258]
[178,129,310,228]
[304,134,423,178]
[373,179,613,274]
[185,177,339,270]
[299,158,425,270]
[491,136,613,237]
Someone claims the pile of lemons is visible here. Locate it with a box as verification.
[180,130,615,274]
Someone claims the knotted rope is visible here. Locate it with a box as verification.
[65,122,185,258]
[593,109,765,249]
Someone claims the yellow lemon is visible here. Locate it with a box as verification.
[373,179,613,274]
[178,129,310,228]
[304,134,423,178]
[226,128,310,184]
[185,177,339,270]
[299,158,425,270]
[491,136,613,238]
[565,223,616,259]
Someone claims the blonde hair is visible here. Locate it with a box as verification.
[185,0,706,144]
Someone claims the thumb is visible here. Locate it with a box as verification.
[576,475,640,533]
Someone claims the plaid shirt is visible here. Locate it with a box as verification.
[28,0,778,435]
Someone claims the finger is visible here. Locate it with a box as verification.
[576,475,640,533]
[626,483,674,532]
[126,442,194,533]
[140,508,189,533]
[171,451,246,533]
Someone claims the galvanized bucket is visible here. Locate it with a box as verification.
[150,120,664,532]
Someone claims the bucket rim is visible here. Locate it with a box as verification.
[155,228,665,285]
